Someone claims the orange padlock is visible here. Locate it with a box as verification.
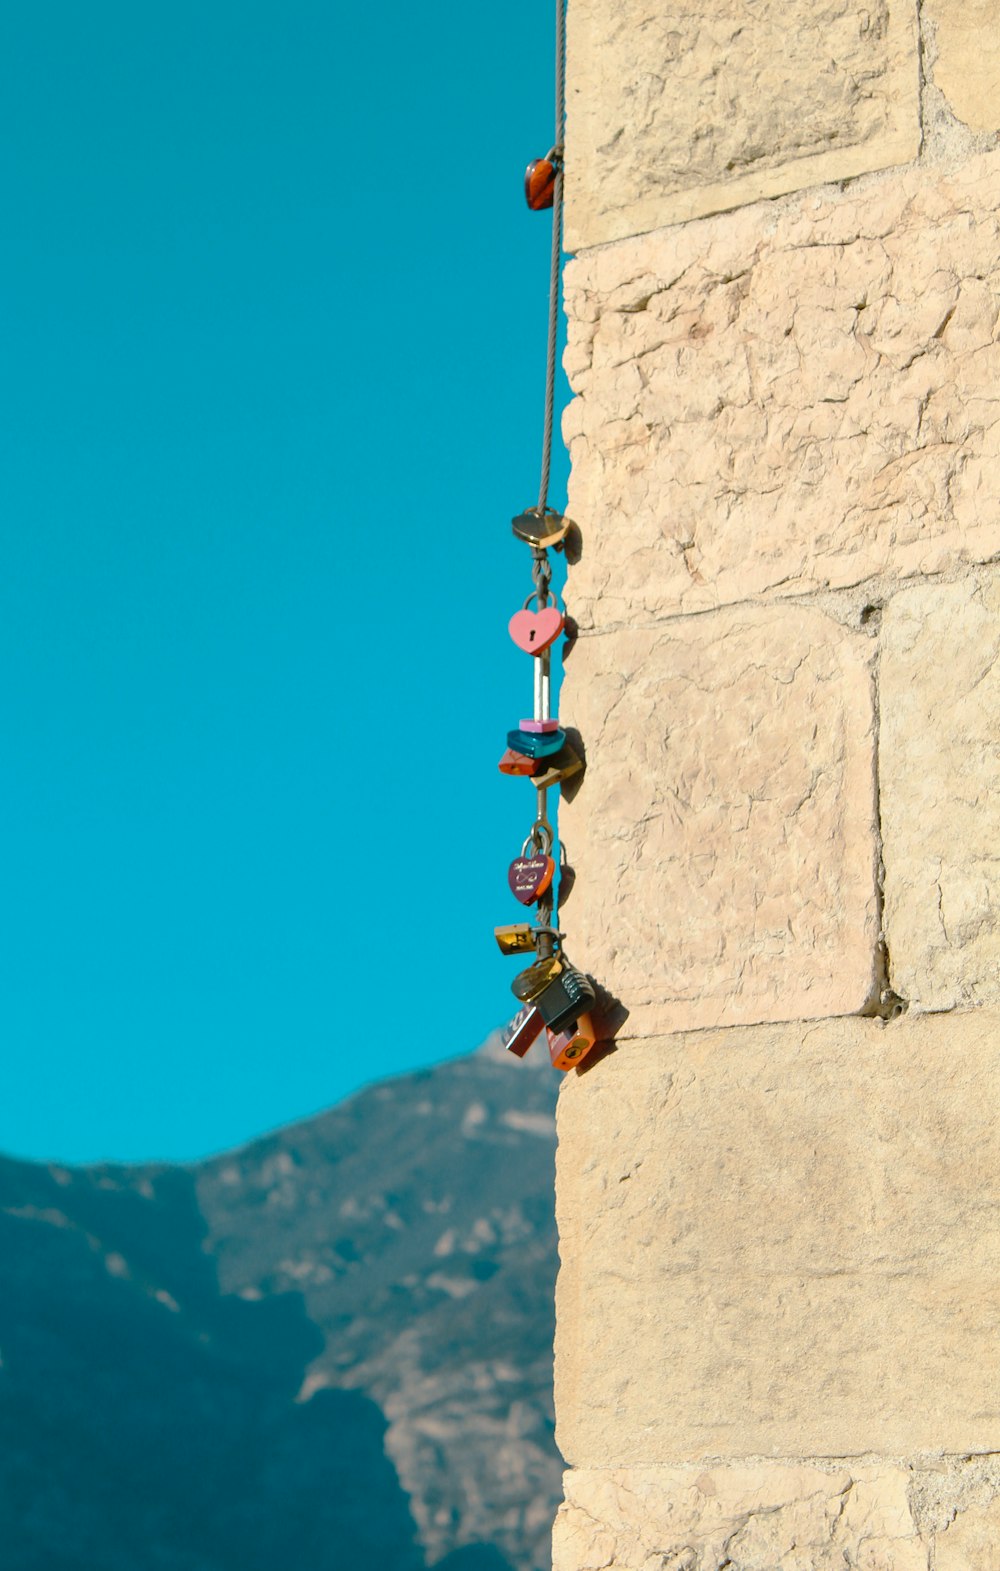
[498,747,541,777]
[547,1012,597,1072]
[524,155,558,211]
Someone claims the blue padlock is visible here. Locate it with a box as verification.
[506,726,566,759]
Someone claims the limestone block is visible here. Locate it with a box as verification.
[561,604,879,1036]
[925,0,1000,134]
[555,1012,1000,1465]
[565,0,919,251]
[554,1460,1000,1570]
[935,1496,1000,1570]
[880,574,1000,1012]
[563,151,1000,630]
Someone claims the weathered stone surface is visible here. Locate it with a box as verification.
[562,151,1000,631]
[552,12,1000,1563]
[553,1459,1000,1570]
[925,0,1000,135]
[935,1497,1000,1569]
[880,573,1000,1012]
[561,604,879,1035]
[564,0,919,251]
[555,1012,1000,1465]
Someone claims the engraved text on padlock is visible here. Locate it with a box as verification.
[494,924,538,957]
[502,1003,545,1059]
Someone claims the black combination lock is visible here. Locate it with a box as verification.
[535,965,595,1035]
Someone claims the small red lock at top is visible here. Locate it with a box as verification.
[524,150,561,211]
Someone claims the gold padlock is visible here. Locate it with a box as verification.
[511,507,572,550]
[530,740,583,792]
[511,953,564,1003]
[494,924,537,957]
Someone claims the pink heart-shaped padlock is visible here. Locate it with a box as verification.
[508,606,564,656]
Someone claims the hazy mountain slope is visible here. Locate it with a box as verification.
[0,1040,561,1570]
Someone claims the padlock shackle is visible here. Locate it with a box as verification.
[521,819,554,858]
[522,585,563,614]
[532,924,564,948]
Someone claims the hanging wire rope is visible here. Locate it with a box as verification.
[498,0,598,1066]
[529,0,567,957]
[536,0,566,516]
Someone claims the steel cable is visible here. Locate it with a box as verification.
[529,0,566,957]
[536,0,566,515]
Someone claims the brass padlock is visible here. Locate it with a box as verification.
[511,953,564,1003]
[547,1012,597,1072]
[529,740,583,792]
[494,924,538,957]
[511,507,572,550]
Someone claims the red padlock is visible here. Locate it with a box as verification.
[525,155,558,211]
[499,748,542,777]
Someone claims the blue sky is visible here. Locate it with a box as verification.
[0,1,570,1163]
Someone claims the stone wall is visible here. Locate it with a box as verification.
[554,2,1000,1566]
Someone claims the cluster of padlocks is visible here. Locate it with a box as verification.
[491,36,600,1075]
[494,497,598,1073]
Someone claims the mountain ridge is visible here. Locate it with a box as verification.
[0,1036,562,1570]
